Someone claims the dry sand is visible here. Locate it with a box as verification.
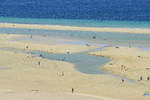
[0,34,150,100]
[1,23,150,34]
[0,92,116,100]
[89,47,150,80]
[89,46,150,91]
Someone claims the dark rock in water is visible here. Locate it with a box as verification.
[115,46,119,48]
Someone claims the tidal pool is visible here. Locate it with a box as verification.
[28,50,110,74]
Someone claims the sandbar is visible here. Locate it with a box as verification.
[0,23,150,34]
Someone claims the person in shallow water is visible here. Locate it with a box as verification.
[30,34,32,39]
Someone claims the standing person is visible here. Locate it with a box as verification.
[30,34,32,39]
[140,76,143,81]
[72,88,74,94]
[147,76,150,80]
[62,72,64,76]
[26,45,29,49]
[38,61,40,66]
[121,79,124,83]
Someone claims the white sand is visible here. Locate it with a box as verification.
[0,23,150,34]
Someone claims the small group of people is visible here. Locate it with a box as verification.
[121,65,128,72]
[139,76,150,81]
[57,72,65,77]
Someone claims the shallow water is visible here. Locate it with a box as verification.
[1,17,150,28]
[28,50,134,83]
[28,50,110,74]
[1,27,150,48]
[0,68,8,70]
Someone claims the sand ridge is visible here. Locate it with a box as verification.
[0,23,150,34]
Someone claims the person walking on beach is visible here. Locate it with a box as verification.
[38,61,40,66]
[26,45,29,49]
[121,79,124,83]
[147,76,150,80]
[72,88,74,94]
[140,76,143,81]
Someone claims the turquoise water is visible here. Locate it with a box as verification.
[1,17,150,28]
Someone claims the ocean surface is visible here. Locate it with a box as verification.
[0,0,150,21]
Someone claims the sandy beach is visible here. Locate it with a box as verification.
[0,34,150,100]
[89,46,150,93]
[89,47,150,80]
[1,0,150,99]
[0,23,150,34]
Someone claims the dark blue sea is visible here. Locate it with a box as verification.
[0,0,150,21]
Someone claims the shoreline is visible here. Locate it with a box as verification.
[0,23,150,34]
